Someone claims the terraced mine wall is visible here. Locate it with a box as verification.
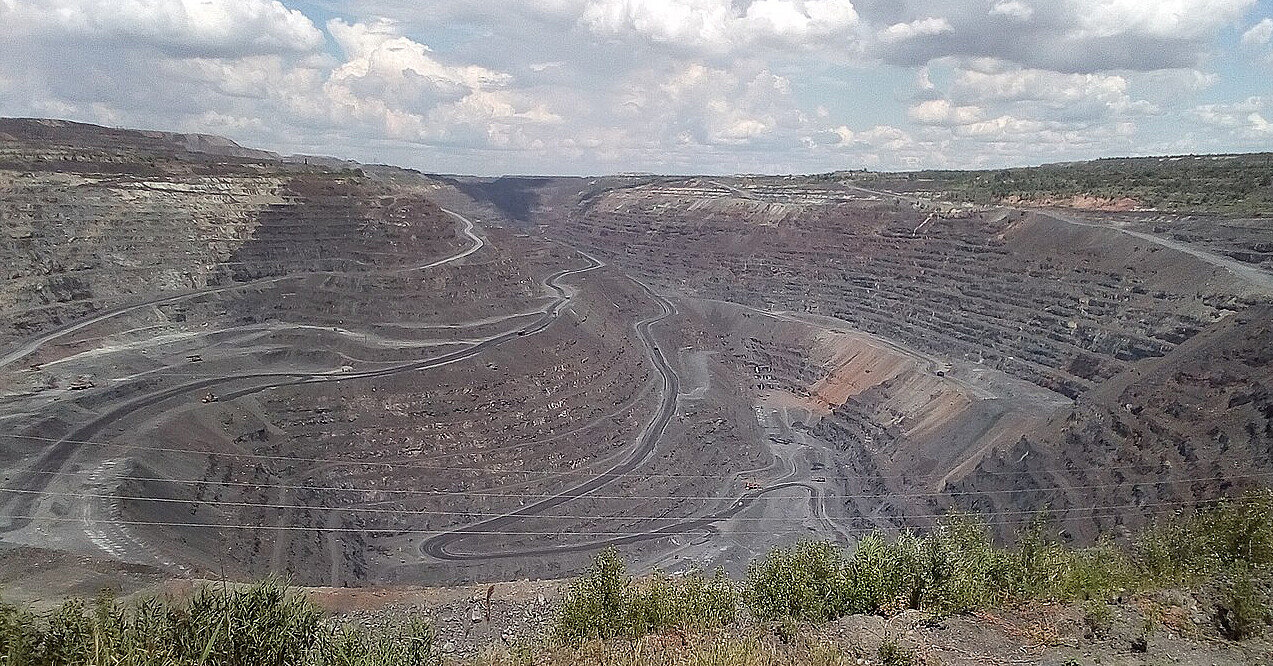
[0,123,673,584]
[3,121,1269,589]
[505,175,1273,542]
[1,122,796,586]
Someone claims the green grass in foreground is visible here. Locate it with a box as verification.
[0,580,434,666]
[2,492,1270,664]
[553,550,738,644]
[560,492,1273,638]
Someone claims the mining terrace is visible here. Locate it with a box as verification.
[1,119,1270,587]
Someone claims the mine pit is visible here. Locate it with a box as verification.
[0,121,1270,590]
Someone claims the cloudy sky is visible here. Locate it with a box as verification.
[0,0,1270,175]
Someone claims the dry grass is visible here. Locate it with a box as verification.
[3,491,1270,664]
[470,632,860,666]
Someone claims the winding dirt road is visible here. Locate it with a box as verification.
[419,275,831,561]
[420,278,679,560]
[0,209,483,372]
[4,208,826,568]
[1036,209,1273,292]
[0,211,581,538]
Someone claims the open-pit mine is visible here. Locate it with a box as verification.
[2,119,1270,589]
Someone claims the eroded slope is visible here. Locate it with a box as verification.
[0,122,694,585]
[514,174,1273,540]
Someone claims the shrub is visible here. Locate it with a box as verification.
[32,599,94,666]
[901,517,1011,612]
[1081,600,1114,639]
[0,600,41,663]
[747,518,1083,621]
[1213,572,1270,641]
[745,541,850,622]
[555,548,634,643]
[1008,533,1133,602]
[649,568,737,631]
[882,522,997,611]
[842,534,905,614]
[0,580,437,666]
[747,493,1273,623]
[173,580,327,665]
[625,571,732,638]
[877,638,915,666]
[555,548,738,644]
[4,492,1270,662]
[1134,510,1208,582]
[1203,493,1273,567]
[321,617,435,666]
[1135,490,1273,584]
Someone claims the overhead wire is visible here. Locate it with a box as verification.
[0,487,1258,523]
[0,431,1223,482]
[6,466,1268,502]
[1,497,1254,538]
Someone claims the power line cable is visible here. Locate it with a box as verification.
[9,467,1268,502]
[5,487,1258,523]
[2,497,1252,537]
[1,432,1221,482]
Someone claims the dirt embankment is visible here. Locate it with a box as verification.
[1002,193,1142,211]
[3,544,1269,665]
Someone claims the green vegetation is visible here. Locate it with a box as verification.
[1080,599,1114,639]
[557,492,1273,641]
[1214,571,1271,640]
[868,152,1273,216]
[743,494,1273,625]
[875,638,915,666]
[554,548,737,644]
[472,633,860,666]
[0,580,435,666]
[2,492,1270,664]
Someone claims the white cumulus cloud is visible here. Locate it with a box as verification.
[990,1,1034,20]
[1071,0,1255,40]
[878,17,953,44]
[1242,18,1273,45]
[0,0,1267,174]
[908,99,985,125]
[578,0,860,52]
[5,0,323,57]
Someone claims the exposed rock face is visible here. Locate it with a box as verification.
[0,120,695,586]
[495,174,1273,539]
[0,169,286,339]
[950,305,1273,540]
[0,118,279,160]
[1,121,1269,588]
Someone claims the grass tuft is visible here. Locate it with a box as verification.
[0,579,435,666]
[554,548,738,644]
[742,490,1273,622]
[3,491,1271,662]
[1213,570,1271,640]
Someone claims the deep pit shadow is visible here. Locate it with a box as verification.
[448,176,554,225]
